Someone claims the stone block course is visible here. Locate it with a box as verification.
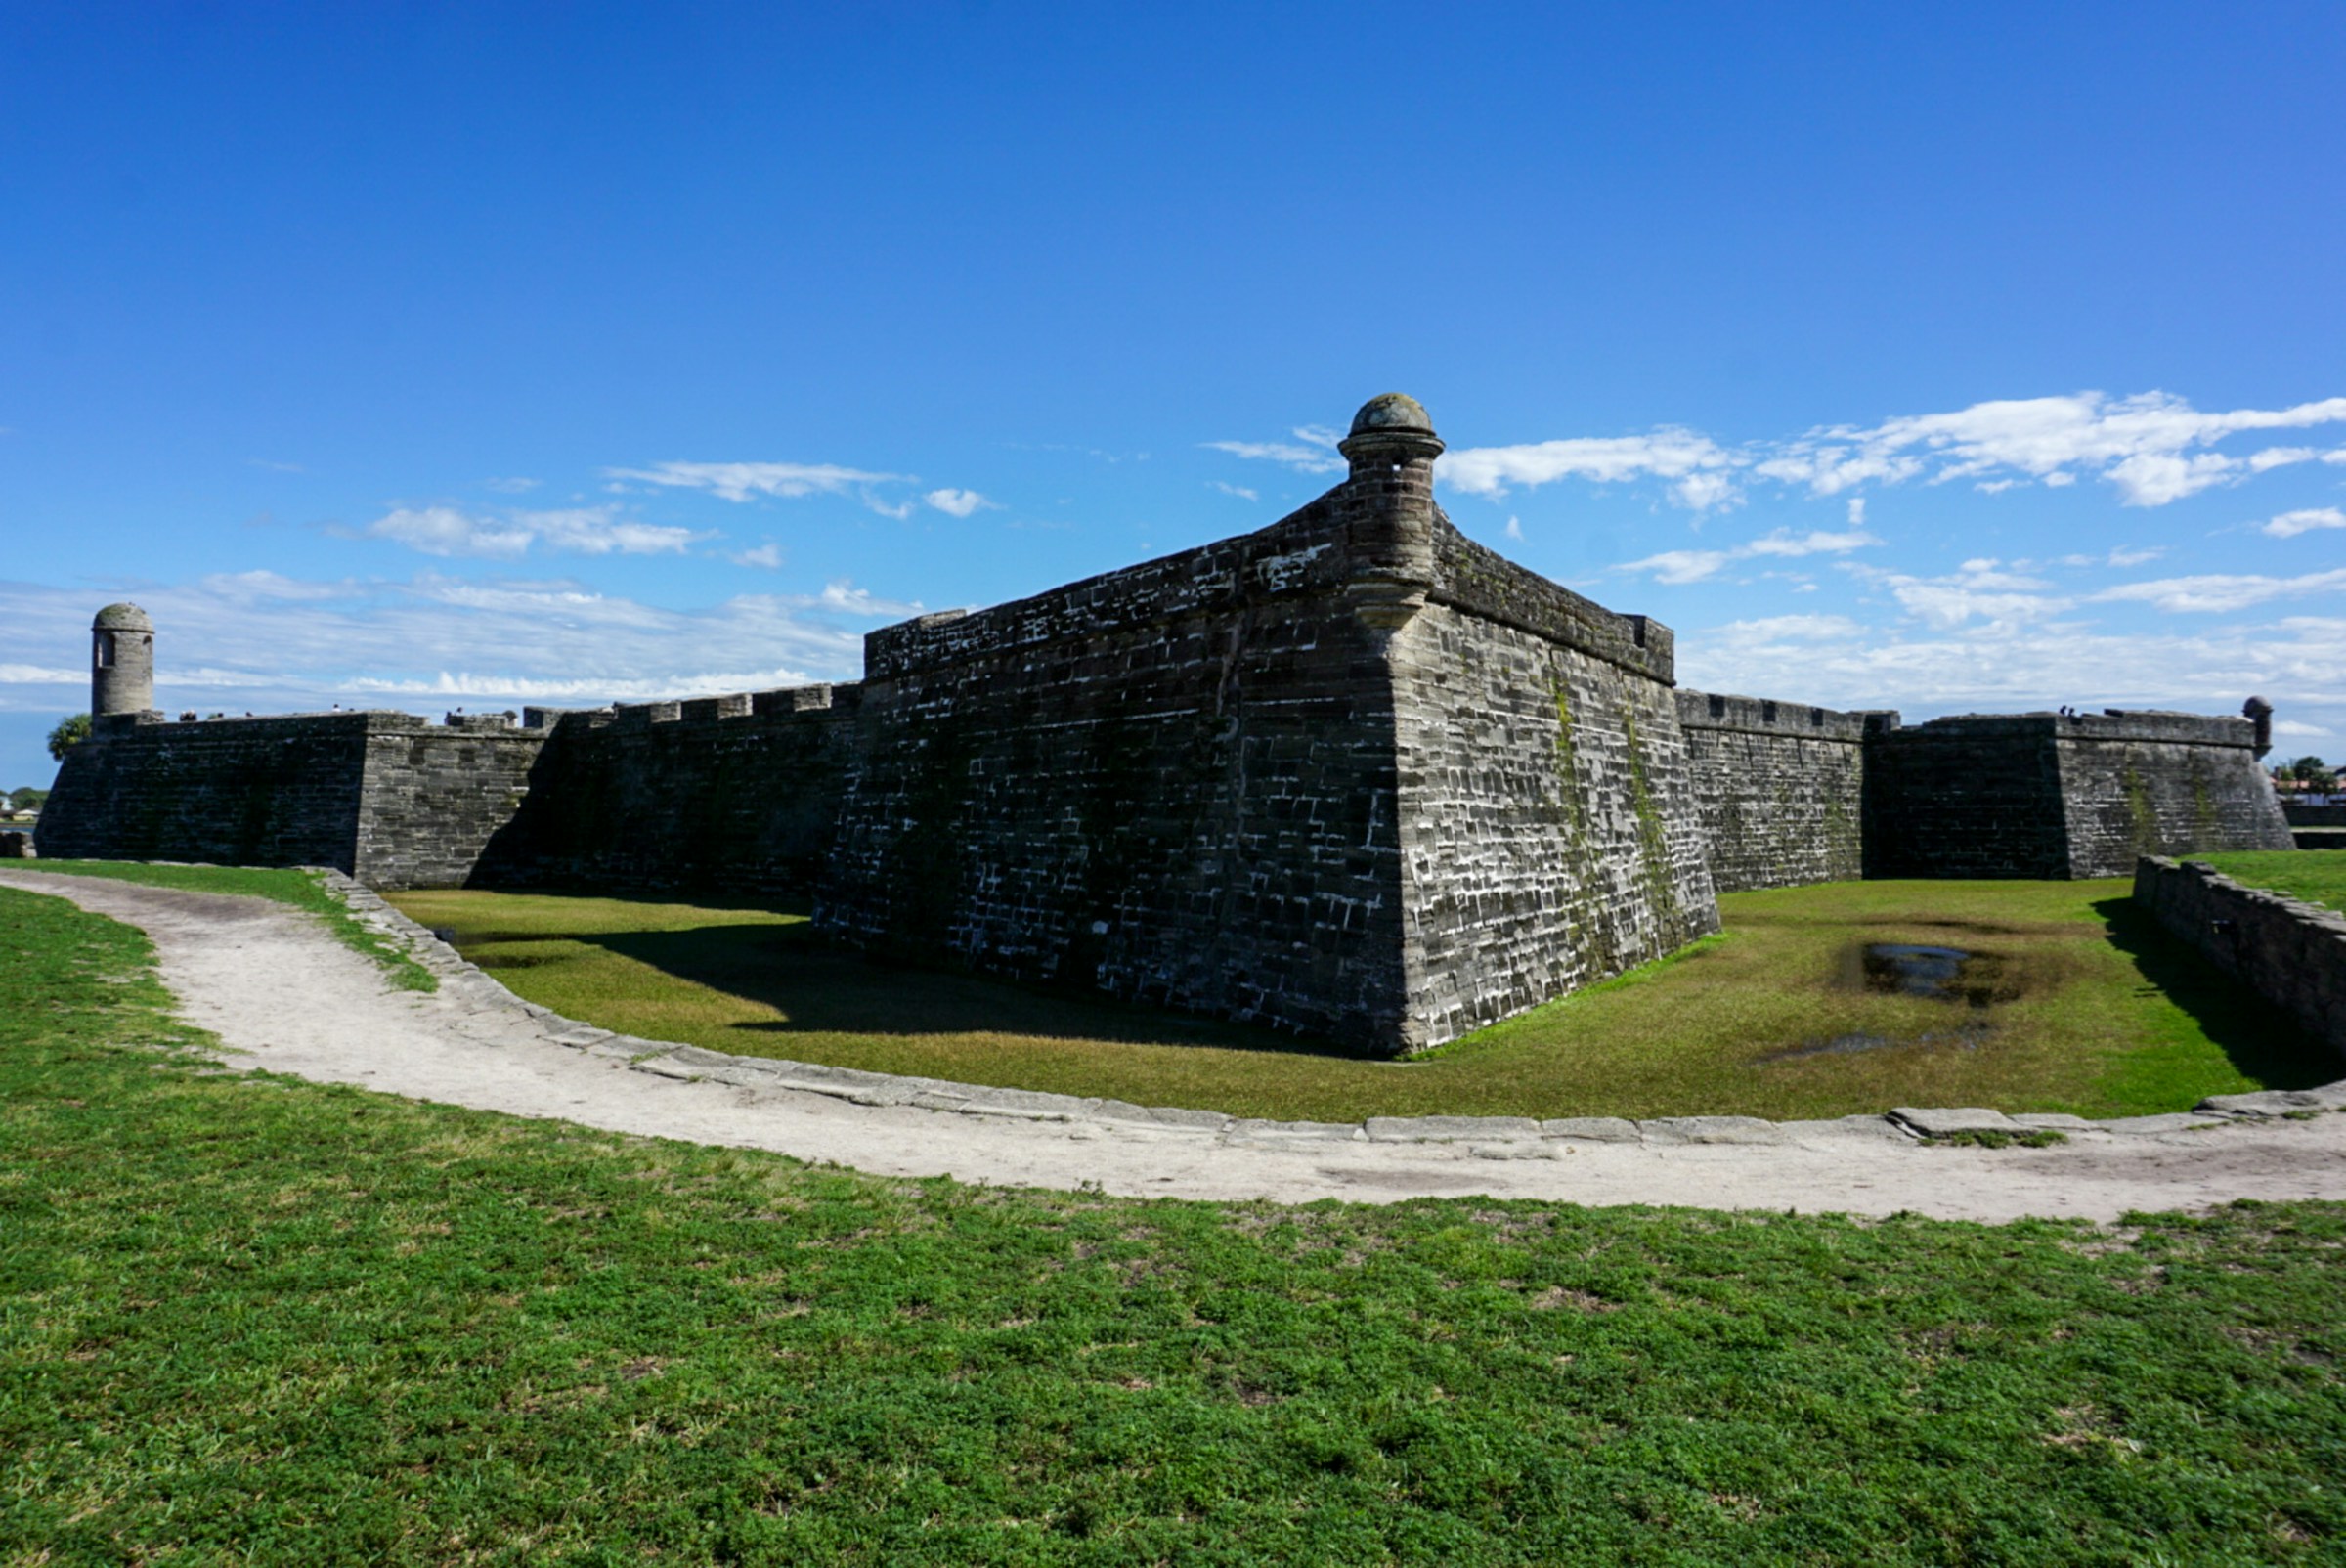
[2135,855,2346,1062]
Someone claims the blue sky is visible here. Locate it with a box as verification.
[5,2,2343,789]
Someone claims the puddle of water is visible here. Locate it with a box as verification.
[1852,942,2012,1007]
[1760,1022,1992,1064]
[1760,942,2013,1065]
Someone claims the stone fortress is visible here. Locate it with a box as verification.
[37,395,2294,1055]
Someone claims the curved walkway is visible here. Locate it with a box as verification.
[7,865,2345,1222]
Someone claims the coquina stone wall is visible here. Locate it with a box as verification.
[818,485,1420,1049]
[2135,855,2346,1061]
[817,403,1722,1056]
[356,716,550,889]
[38,711,386,871]
[473,687,860,894]
[36,709,553,887]
[1861,711,2287,880]
[1674,691,1873,893]
[1861,716,2073,879]
[1391,528,1716,1046]
[2056,713,2294,876]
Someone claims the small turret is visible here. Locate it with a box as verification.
[1336,393,1444,632]
[92,603,155,719]
[2243,695,2275,759]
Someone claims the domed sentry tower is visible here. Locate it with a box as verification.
[91,602,155,719]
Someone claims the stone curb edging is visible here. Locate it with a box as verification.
[301,869,2346,1156]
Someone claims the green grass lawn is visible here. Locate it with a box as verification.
[23,857,436,990]
[5,882,2343,1565]
[2196,850,2346,914]
[388,879,2337,1123]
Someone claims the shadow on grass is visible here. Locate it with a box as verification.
[2091,895,2338,1091]
[555,918,1383,1061]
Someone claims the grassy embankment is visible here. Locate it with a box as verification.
[3,880,2343,1564]
[2196,850,2346,914]
[388,878,2337,1123]
[18,858,436,990]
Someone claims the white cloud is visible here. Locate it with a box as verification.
[1310,388,2346,515]
[363,504,706,559]
[2262,506,2346,539]
[1208,480,1259,502]
[2107,545,2165,567]
[366,506,536,558]
[1617,528,1881,584]
[727,543,784,569]
[1504,515,1524,542]
[1842,559,2068,632]
[1676,611,2346,728]
[605,460,909,502]
[815,580,924,618]
[0,568,927,719]
[0,662,83,685]
[2089,569,2346,615]
[923,488,993,518]
[1441,428,1741,509]
[1763,391,2346,507]
[1712,614,1864,644]
[2274,719,2333,738]
[1200,426,1345,476]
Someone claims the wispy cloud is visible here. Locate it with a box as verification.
[1215,389,2346,514]
[1617,528,1882,585]
[1753,392,2346,506]
[362,504,709,559]
[2262,506,2346,539]
[0,569,922,717]
[1443,429,1742,511]
[727,543,784,569]
[1208,480,1259,502]
[2088,568,2346,615]
[606,460,909,502]
[1678,611,2346,723]
[1200,425,1343,475]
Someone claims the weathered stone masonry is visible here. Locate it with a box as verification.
[474,688,859,895]
[2136,856,2346,1063]
[1674,692,1870,893]
[820,394,1716,1052]
[1861,710,2291,879]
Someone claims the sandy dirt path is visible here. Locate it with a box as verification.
[8,866,2345,1223]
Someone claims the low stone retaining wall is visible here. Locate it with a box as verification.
[2135,855,2346,1062]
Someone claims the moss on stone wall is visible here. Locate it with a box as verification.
[1621,702,1680,936]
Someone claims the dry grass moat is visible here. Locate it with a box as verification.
[388,878,2337,1123]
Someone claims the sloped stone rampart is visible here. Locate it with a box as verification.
[1864,711,2288,880]
[2058,715,2293,877]
[1675,691,1872,892]
[819,490,1420,1049]
[1394,598,1717,1044]
[2134,856,2346,1062]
